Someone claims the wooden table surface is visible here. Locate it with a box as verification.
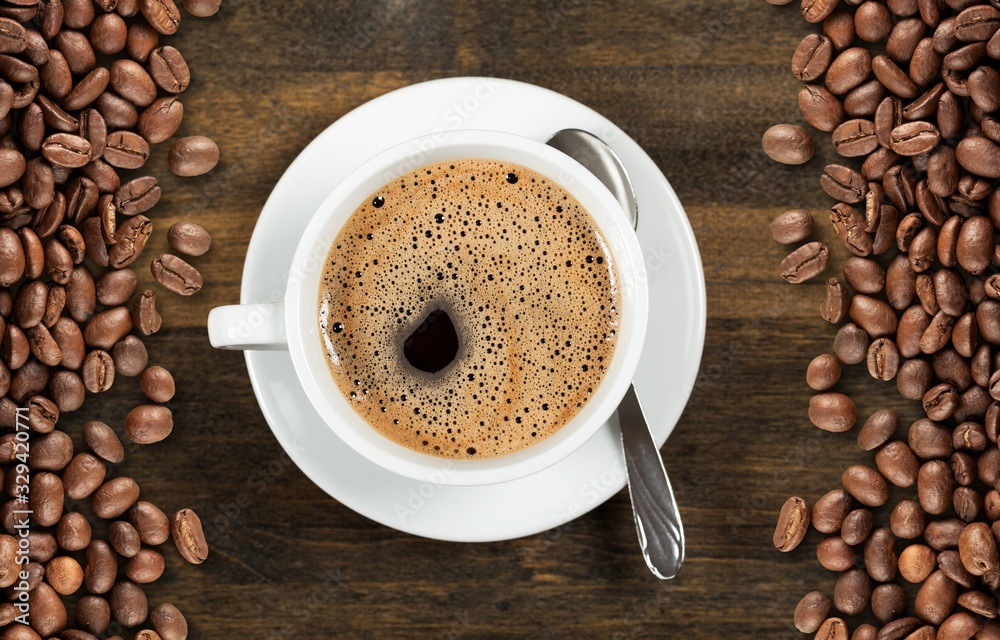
[117,1,899,637]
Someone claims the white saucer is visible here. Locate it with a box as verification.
[240,77,706,542]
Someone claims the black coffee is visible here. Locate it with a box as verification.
[318,159,622,459]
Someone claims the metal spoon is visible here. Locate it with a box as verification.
[546,129,685,580]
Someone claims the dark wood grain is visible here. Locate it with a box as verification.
[85,1,901,638]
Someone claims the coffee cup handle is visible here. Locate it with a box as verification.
[207,302,287,350]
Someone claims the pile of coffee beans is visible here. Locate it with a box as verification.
[0,0,220,638]
[767,0,1000,637]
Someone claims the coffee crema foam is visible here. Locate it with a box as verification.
[319,159,621,459]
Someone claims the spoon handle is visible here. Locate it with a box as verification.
[618,384,685,579]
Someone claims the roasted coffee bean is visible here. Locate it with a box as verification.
[131,289,161,335]
[792,591,833,635]
[867,338,900,380]
[915,570,958,625]
[151,253,202,295]
[56,512,91,552]
[140,366,174,402]
[96,90,137,129]
[876,440,920,486]
[957,590,998,618]
[0,227,25,286]
[957,215,994,274]
[842,508,873,544]
[84,306,132,350]
[125,548,164,583]
[75,595,111,636]
[138,96,182,144]
[171,508,207,564]
[940,548,977,587]
[910,418,953,459]
[167,134,219,176]
[127,23,159,62]
[63,67,110,111]
[148,45,189,93]
[149,603,188,640]
[834,568,871,615]
[109,521,141,558]
[91,13,128,55]
[184,0,221,16]
[844,256,885,294]
[856,1,893,42]
[901,545,937,583]
[815,618,849,640]
[46,555,84,595]
[83,420,124,464]
[808,353,842,390]
[96,269,137,306]
[109,59,156,108]
[809,392,857,432]
[30,430,73,471]
[826,47,873,94]
[914,276,939,317]
[28,581,67,637]
[111,335,147,378]
[920,311,956,355]
[114,176,159,217]
[55,29,95,76]
[871,584,907,625]
[141,0,181,35]
[64,266,95,324]
[110,580,147,627]
[799,84,846,131]
[822,277,851,323]
[886,255,916,310]
[919,459,956,514]
[818,535,857,571]
[958,521,999,576]
[129,501,170,545]
[858,409,898,450]
[108,214,151,268]
[29,471,63,526]
[955,4,1000,41]
[978,301,1000,345]
[843,464,890,506]
[913,42,943,88]
[850,295,898,337]
[62,452,106,500]
[103,130,149,169]
[864,527,898,581]
[167,220,210,257]
[84,540,117,595]
[823,165,867,203]
[957,135,1000,178]
[92,476,140,519]
[954,421,988,451]
[834,118,879,156]
[924,382,960,420]
[908,227,938,272]
[26,395,58,434]
[835,322,870,364]
[125,404,172,444]
[82,349,114,393]
[891,500,926,540]
[779,241,830,283]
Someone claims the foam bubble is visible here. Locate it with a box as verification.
[318,159,621,459]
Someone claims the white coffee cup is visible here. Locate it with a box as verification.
[207,129,648,486]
